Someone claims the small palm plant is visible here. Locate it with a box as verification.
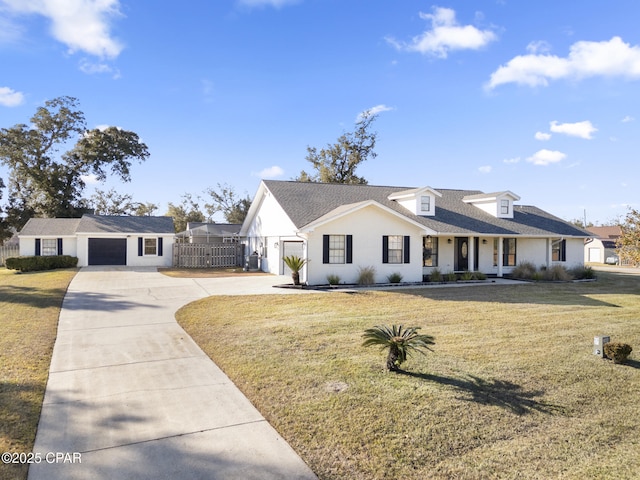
[362,325,435,372]
[282,255,307,285]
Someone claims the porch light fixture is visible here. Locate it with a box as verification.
[482,239,487,244]
[447,238,452,244]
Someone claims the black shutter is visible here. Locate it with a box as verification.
[158,237,163,256]
[57,238,63,255]
[561,239,566,262]
[403,236,410,263]
[35,239,41,256]
[138,237,143,256]
[382,236,389,263]
[346,235,353,264]
[323,235,330,264]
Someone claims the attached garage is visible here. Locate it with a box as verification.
[88,238,127,265]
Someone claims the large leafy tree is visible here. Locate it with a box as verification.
[295,110,378,184]
[90,188,158,216]
[616,208,640,266]
[204,183,252,224]
[0,96,149,230]
[166,193,206,232]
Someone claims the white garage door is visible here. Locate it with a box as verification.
[588,248,600,263]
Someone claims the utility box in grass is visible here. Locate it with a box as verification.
[593,335,610,357]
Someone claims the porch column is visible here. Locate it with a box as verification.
[497,236,504,278]
[468,236,475,272]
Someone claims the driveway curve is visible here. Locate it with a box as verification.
[28,267,318,480]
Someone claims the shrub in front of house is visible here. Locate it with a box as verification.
[473,271,487,280]
[387,272,403,284]
[569,265,596,280]
[511,261,538,280]
[428,268,442,283]
[460,270,474,281]
[327,274,341,285]
[604,342,633,364]
[5,255,78,272]
[357,266,376,285]
[445,271,457,282]
[543,264,573,281]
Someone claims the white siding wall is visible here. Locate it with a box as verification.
[75,234,174,267]
[244,191,299,275]
[306,205,424,285]
[19,236,78,257]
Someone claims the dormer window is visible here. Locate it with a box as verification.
[420,196,431,213]
[388,187,442,217]
[463,191,520,219]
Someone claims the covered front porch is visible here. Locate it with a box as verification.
[422,235,570,278]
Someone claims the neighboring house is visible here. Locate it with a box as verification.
[175,222,241,244]
[19,215,175,267]
[240,180,591,285]
[584,226,621,264]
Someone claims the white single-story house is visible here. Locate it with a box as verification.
[240,180,591,285]
[19,215,175,267]
[175,222,241,244]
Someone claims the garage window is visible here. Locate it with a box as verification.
[41,239,58,256]
[144,238,157,255]
[138,237,164,257]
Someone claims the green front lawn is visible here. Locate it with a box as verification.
[177,271,640,479]
[0,268,77,480]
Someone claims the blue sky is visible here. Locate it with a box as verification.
[1,0,639,224]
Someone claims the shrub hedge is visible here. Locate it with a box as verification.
[5,255,78,272]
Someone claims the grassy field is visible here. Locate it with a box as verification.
[0,268,77,480]
[177,271,640,480]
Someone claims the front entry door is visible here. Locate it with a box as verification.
[455,237,469,271]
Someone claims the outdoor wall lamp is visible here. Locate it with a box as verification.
[447,238,452,244]
[482,239,488,244]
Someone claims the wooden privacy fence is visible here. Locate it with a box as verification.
[173,243,245,268]
[0,245,19,266]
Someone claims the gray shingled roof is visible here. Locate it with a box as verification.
[19,218,82,236]
[20,215,175,236]
[77,215,175,234]
[262,180,591,238]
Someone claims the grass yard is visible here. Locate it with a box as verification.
[177,271,640,480]
[0,268,77,480]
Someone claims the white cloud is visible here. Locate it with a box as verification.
[478,165,492,174]
[487,36,640,89]
[0,86,24,106]
[79,59,120,78]
[2,0,124,58]
[386,6,497,58]
[254,165,284,179]
[622,115,635,123]
[526,149,566,166]
[357,104,393,121]
[550,120,597,139]
[534,131,551,141]
[80,173,100,184]
[503,157,521,164]
[237,0,299,7]
[526,40,551,55]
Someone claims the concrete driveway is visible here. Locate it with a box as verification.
[28,267,318,480]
